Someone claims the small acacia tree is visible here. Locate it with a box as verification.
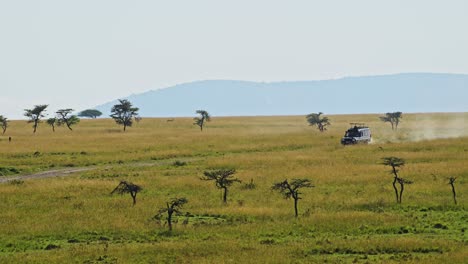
[0,115,8,134]
[272,179,313,217]
[46,118,57,132]
[110,181,142,206]
[382,156,404,203]
[380,112,403,131]
[56,109,80,131]
[201,168,240,203]
[306,112,330,132]
[448,177,457,205]
[381,156,412,204]
[78,109,102,119]
[154,197,188,231]
[396,177,413,204]
[194,110,211,131]
[24,105,48,133]
[110,99,139,131]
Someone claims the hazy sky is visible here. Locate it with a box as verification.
[1,0,467,119]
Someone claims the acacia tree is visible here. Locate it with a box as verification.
[201,168,241,203]
[78,109,102,119]
[56,109,80,131]
[306,112,330,132]
[380,112,403,131]
[110,99,139,131]
[381,156,412,204]
[272,179,313,217]
[396,177,413,204]
[46,118,57,132]
[24,105,48,133]
[110,181,142,206]
[448,177,457,205]
[0,115,8,134]
[154,197,188,231]
[193,110,211,131]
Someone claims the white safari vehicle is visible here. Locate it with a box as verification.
[341,123,371,145]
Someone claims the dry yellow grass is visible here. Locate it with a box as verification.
[0,114,467,263]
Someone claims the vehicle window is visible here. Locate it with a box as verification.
[346,131,360,137]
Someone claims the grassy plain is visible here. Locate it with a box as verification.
[0,114,467,263]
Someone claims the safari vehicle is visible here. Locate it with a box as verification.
[341,123,371,145]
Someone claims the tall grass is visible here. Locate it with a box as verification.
[0,114,467,263]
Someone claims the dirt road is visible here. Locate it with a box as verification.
[0,167,93,183]
[0,157,201,184]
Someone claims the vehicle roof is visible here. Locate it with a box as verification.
[347,126,369,130]
[348,123,369,129]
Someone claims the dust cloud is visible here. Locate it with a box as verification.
[372,113,468,143]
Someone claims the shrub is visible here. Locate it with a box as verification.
[172,160,187,167]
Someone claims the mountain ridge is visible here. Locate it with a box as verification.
[94,73,468,117]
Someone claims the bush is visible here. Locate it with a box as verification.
[172,160,187,167]
[0,167,20,176]
[44,244,60,250]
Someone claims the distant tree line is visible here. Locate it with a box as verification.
[22,105,81,133]
[2,99,218,134]
[2,102,406,135]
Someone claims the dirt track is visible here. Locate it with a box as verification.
[0,157,201,184]
[0,167,93,183]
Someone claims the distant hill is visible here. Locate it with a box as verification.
[95,73,468,117]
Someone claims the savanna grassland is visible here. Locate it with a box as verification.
[0,114,467,263]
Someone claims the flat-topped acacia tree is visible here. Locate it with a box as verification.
[111,181,142,206]
[201,168,241,203]
[78,109,102,119]
[24,104,48,133]
[272,179,314,217]
[110,99,139,131]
